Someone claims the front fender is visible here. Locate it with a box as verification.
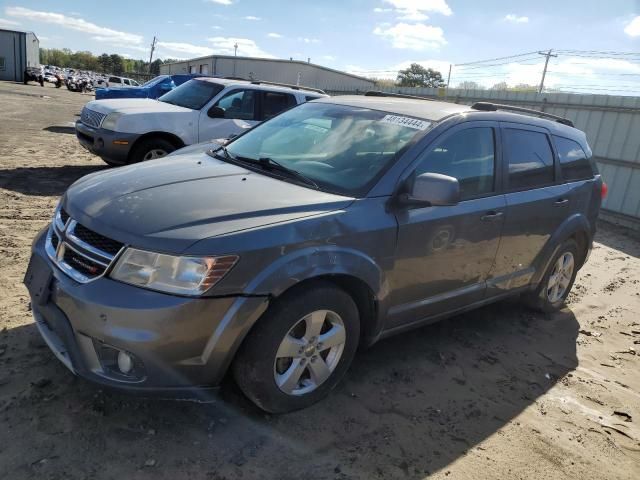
[530,213,592,286]
[244,245,389,302]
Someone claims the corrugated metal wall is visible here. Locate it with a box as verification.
[160,56,375,91]
[333,86,640,228]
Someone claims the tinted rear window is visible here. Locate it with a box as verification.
[553,135,595,181]
[262,92,296,120]
[504,129,554,191]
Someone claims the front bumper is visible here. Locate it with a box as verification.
[25,228,269,394]
[75,120,139,165]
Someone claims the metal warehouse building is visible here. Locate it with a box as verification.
[0,28,39,82]
[160,55,375,92]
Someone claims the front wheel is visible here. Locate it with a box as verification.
[233,282,360,413]
[524,239,579,313]
[129,137,176,163]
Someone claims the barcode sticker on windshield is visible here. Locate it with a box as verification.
[379,115,431,130]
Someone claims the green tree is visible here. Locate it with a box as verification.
[396,63,445,88]
[109,54,124,75]
[457,81,483,90]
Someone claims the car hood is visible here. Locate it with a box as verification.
[63,152,354,253]
[86,98,191,115]
[95,87,147,100]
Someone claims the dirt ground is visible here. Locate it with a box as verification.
[0,81,639,480]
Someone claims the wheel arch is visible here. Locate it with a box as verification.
[127,131,186,162]
[530,213,592,287]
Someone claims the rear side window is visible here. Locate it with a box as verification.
[415,127,495,200]
[108,77,121,84]
[262,92,297,120]
[553,135,594,181]
[504,129,554,191]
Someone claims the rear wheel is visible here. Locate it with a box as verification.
[129,137,177,164]
[524,239,579,313]
[232,282,360,413]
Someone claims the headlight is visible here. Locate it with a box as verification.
[110,248,238,295]
[101,112,122,130]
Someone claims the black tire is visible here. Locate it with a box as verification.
[128,137,177,164]
[524,239,580,313]
[232,282,360,413]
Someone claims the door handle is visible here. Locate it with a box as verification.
[554,198,569,206]
[481,211,504,221]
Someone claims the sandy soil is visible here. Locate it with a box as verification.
[0,81,639,480]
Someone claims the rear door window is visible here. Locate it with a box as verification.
[108,77,121,84]
[504,128,554,191]
[415,127,496,200]
[553,135,594,181]
[261,92,297,120]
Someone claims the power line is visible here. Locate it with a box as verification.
[454,50,541,66]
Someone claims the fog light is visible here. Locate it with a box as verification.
[117,351,133,374]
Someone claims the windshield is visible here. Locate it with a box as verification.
[142,76,167,87]
[225,102,430,196]
[159,79,224,110]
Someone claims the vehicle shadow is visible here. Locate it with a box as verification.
[0,299,578,479]
[594,220,640,259]
[0,165,105,196]
[43,126,76,135]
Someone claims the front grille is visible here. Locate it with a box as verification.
[47,209,125,284]
[73,223,124,256]
[62,248,106,277]
[59,208,69,225]
[80,108,106,128]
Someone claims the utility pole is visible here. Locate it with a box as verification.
[233,42,238,77]
[538,49,557,94]
[148,36,157,74]
[446,64,452,88]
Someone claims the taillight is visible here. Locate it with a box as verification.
[601,182,608,200]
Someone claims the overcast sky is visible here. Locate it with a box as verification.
[1,0,639,94]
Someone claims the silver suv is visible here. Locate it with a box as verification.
[76,78,327,166]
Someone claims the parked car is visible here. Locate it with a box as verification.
[25,94,605,413]
[105,76,140,88]
[95,74,205,100]
[75,78,327,166]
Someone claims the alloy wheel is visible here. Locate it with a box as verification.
[143,149,168,161]
[546,252,575,303]
[274,310,346,396]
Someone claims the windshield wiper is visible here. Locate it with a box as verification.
[207,148,319,190]
[249,156,319,189]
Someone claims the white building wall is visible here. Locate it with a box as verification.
[160,56,374,91]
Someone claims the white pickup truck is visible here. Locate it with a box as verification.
[76,78,327,166]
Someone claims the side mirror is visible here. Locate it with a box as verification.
[207,106,225,118]
[400,172,460,207]
[159,84,173,92]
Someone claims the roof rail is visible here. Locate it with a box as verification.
[221,76,248,81]
[471,102,574,127]
[364,90,434,101]
[249,80,326,95]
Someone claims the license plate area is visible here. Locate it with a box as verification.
[24,254,53,306]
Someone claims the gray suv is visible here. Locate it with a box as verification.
[24,93,604,412]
